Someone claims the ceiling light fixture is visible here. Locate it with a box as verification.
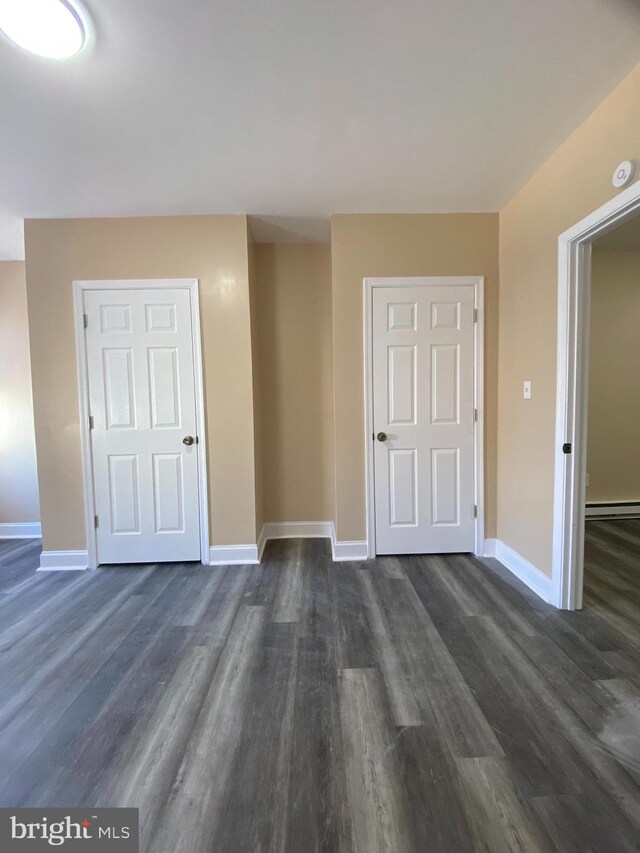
[0,0,87,60]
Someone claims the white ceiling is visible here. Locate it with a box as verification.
[1,0,640,254]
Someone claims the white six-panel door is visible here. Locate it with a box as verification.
[84,288,201,564]
[372,284,476,554]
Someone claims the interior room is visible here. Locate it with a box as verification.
[583,217,640,635]
[1,1,639,850]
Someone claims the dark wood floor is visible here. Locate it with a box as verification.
[0,523,639,852]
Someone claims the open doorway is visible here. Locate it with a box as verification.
[553,178,640,610]
[583,221,640,620]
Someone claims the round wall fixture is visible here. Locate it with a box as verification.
[612,160,636,190]
[0,0,87,60]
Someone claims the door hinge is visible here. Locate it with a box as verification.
[473,308,478,323]
[473,505,477,519]
[94,514,99,528]
[89,415,94,430]
[83,313,88,329]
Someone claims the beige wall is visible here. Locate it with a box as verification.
[331,214,499,542]
[587,250,640,504]
[498,63,640,576]
[253,244,334,523]
[248,231,264,539]
[24,216,257,552]
[0,261,40,524]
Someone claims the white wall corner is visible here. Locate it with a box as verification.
[38,550,88,571]
[257,524,268,561]
[0,522,42,539]
[492,540,553,605]
[483,538,498,558]
[208,544,260,566]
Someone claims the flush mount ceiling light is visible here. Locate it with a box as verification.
[0,0,87,60]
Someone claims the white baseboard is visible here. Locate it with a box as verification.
[208,544,260,566]
[32,533,555,599]
[33,526,370,569]
[38,550,88,571]
[256,521,369,563]
[35,529,366,570]
[489,539,553,604]
[585,502,640,519]
[262,521,334,541]
[0,522,42,539]
[331,536,369,562]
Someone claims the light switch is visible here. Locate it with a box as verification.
[523,380,532,400]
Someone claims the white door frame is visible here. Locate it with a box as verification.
[553,179,640,609]
[73,278,209,568]
[363,276,485,559]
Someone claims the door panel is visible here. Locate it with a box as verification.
[100,304,131,333]
[108,454,140,534]
[152,453,185,533]
[389,448,418,526]
[103,348,136,428]
[85,287,201,564]
[388,345,416,425]
[148,347,181,428]
[431,447,459,526]
[373,284,475,554]
[431,344,459,424]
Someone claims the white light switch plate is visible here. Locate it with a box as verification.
[523,380,532,399]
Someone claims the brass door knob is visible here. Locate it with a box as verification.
[183,435,195,446]
[376,432,388,442]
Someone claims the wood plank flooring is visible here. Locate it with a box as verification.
[0,524,638,851]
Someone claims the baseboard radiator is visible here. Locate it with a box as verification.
[585,502,640,520]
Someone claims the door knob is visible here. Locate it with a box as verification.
[182,435,195,446]
[376,432,388,442]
